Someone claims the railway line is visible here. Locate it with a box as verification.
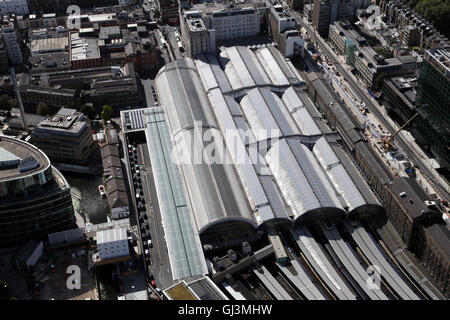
[275,256,327,300]
[291,227,358,300]
[251,265,293,300]
[320,224,389,300]
[342,220,421,300]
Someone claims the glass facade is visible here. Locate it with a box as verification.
[416,57,450,169]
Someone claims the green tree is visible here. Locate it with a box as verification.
[80,104,97,120]
[375,47,393,59]
[101,105,113,123]
[36,102,50,116]
[0,94,12,111]
[375,72,386,91]
[153,9,160,19]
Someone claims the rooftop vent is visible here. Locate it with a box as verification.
[18,156,40,172]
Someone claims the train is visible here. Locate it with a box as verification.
[305,71,449,298]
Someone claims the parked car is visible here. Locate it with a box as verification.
[98,185,106,198]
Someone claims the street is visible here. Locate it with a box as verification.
[290,10,450,201]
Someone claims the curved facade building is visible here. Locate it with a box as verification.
[0,136,76,247]
[155,59,258,247]
[153,45,383,247]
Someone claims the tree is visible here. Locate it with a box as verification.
[375,47,393,59]
[153,9,160,19]
[375,72,386,91]
[80,104,97,120]
[0,94,12,111]
[101,105,113,123]
[36,102,50,116]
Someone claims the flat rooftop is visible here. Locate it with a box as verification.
[70,32,100,61]
[35,108,87,135]
[97,227,128,244]
[0,135,50,182]
[164,281,199,300]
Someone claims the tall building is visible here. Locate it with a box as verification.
[158,0,179,22]
[0,136,76,247]
[0,0,29,16]
[269,4,304,57]
[208,7,260,41]
[312,0,357,37]
[2,19,22,64]
[0,34,8,74]
[180,1,264,58]
[31,107,97,166]
[181,11,215,58]
[416,47,450,169]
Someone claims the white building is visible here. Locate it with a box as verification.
[96,227,130,261]
[209,7,260,41]
[0,0,29,16]
[2,21,22,64]
[181,11,216,58]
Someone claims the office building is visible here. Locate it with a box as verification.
[269,3,304,57]
[158,0,179,22]
[0,0,28,15]
[0,34,8,74]
[209,7,260,41]
[180,1,265,57]
[328,21,416,87]
[31,107,97,166]
[2,19,22,64]
[181,11,215,58]
[416,47,450,169]
[312,0,355,37]
[0,136,76,247]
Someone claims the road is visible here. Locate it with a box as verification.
[137,143,174,290]
[291,11,449,201]
[141,78,158,107]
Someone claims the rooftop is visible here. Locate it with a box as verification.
[424,47,450,79]
[34,108,88,136]
[70,32,100,61]
[96,227,128,244]
[389,177,436,220]
[143,107,207,281]
[0,135,50,182]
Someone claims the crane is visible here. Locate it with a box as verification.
[382,112,419,151]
